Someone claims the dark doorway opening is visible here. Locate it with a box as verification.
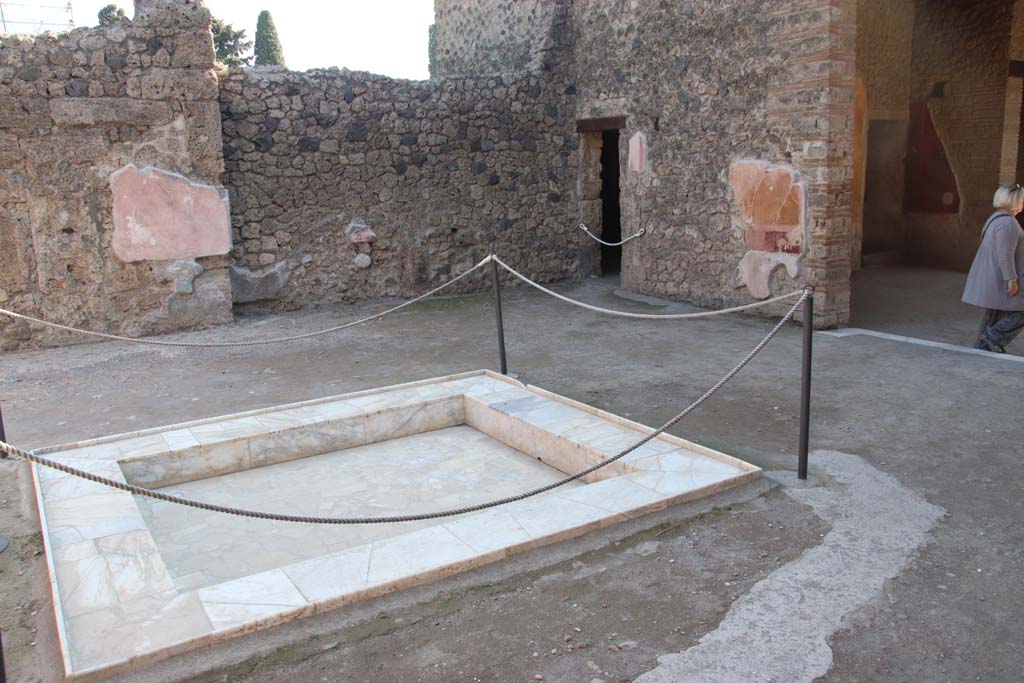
[600,129,622,274]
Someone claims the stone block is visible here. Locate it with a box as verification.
[170,31,216,68]
[138,68,219,101]
[110,165,231,262]
[50,98,175,127]
[0,97,51,129]
[0,171,28,203]
[0,206,35,292]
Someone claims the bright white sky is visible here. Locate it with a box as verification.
[4,1,434,79]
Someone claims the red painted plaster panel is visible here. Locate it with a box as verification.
[729,162,761,223]
[110,165,231,262]
[903,103,960,214]
[751,169,795,226]
[729,161,805,254]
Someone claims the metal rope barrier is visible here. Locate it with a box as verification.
[492,255,803,319]
[0,256,494,348]
[578,222,646,247]
[0,289,809,525]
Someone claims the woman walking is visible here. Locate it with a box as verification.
[963,184,1024,353]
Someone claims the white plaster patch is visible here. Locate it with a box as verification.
[738,251,800,300]
[628,132,648,173]
[635,451,944,683]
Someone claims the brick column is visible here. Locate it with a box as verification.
[767,0,858,327]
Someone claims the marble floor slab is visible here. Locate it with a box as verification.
[136,426,581,590]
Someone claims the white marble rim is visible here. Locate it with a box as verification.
[32,369,491,456]
[31,370,760,680]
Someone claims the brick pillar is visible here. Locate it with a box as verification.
[767,0,858,327]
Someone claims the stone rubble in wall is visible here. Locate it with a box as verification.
[218,64,583,308]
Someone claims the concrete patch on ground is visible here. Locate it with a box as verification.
[635,450,944,683]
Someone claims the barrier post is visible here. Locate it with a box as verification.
[490,258,508,375]
[0,627,7,683]
[797,289,813,480]
[0,402,6,454]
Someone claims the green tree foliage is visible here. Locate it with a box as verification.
[212,18,253,66]
[97,4,128,27]
[254,10,286,67]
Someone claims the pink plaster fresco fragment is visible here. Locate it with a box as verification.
[110,165,231,262]
[628,132,647,173]
[345,221,377,244]
[730,160,806,299]
[729,161,804,255]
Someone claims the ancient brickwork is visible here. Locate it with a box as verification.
[905,0,1014,270]
[218,66,580,308]
[0,0,231,350]
[765,0,857,327]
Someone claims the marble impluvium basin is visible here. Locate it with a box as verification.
[32,370,759,680]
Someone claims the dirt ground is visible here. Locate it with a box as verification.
[1,275,1022,682]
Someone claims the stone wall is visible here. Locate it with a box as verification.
[904,0,1015,271]
[432,0,564,76]
[433,0,857,326]
[565,0,855,326]
[0,0,232,351]
[218,65,581,309]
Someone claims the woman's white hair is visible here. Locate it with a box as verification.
[993,184,1024,211]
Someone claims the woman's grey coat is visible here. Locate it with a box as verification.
[962,212,1024,312]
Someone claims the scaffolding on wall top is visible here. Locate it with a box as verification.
[0,1,74,34]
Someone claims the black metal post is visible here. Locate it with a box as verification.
[797,289,813,480]
[0,627,7,683]
[490,258,508,375]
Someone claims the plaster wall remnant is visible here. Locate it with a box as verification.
[111,165,231,262]
[628,132,647,174]
[0,0,231,350]
[729,161,806,300]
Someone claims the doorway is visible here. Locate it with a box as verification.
[848,0,1024,355]
[600,129,622,274]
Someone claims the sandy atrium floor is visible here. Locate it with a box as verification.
[0,273,1021,683]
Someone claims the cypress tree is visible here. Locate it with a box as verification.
[254,10,285,67]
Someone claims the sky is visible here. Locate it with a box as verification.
[3,1,434,80]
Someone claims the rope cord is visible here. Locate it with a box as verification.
[578,223,646,247]
[1,289,809,525]
[492,256,803,319]
[0,256,493,348]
